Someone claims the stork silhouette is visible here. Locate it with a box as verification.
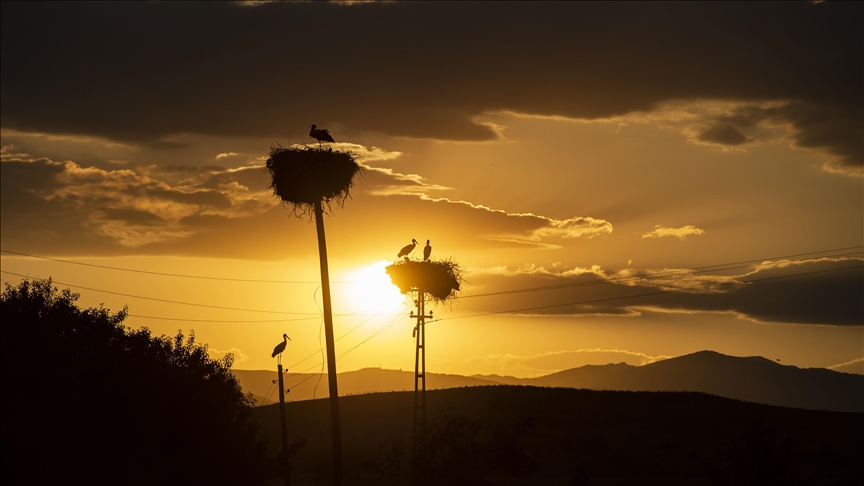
[398,239,418,258]
[271,333,291,363]
[309,124,335,148]
[423,239,432,261]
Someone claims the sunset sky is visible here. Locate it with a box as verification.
[2,2,862,379]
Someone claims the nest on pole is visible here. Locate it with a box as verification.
[385,258,462,304]
[265,144,363,217]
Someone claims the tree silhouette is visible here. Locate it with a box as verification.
[0,278,270,486]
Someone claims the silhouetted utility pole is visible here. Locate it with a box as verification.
[266,143,360,486]
[411,290,432,484]
[314,200,343,486]
[276,364,291,486]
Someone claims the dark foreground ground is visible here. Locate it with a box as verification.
[255,385,863,485]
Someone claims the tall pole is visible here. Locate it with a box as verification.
[412,290,431,485]
[277,363,291,486]
[314,201,343,486]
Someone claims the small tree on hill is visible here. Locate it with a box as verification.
[0,278,271,486]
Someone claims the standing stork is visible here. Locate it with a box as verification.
[423,240,432,261]
[271,333,291,362]
[309,124,335,148]
[397,239,418,258]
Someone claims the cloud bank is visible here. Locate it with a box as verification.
[461,257,864,326]
[2,2,860,174]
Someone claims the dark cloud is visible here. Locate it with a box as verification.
[462,258,864,326]
[1,2,860,168]
[716,101,863,173]
[0,160,114,254]
[697,123,750,146]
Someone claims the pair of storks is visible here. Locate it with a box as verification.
[398,239,432,261]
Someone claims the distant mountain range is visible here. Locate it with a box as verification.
[233,350,863,413]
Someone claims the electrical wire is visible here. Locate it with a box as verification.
[261,382,276,406]
[126,314,323,323]
[0,270,403,321]
[279,310,405,382]
[0,249,355,284]
[0,270,322,315]
[5,246,859,318]
[282,310,411,384]
[3,247,860,330]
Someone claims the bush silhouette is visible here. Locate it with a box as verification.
[0,278,270,486]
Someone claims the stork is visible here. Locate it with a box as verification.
[397,239,418,258]
[423,239,432,261]
[309,124,335,148]
[271,333,291,361]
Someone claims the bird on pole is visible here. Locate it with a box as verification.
[398,239,418,258]
[423,240,432,261]
[271,333,291,360]
[309,124,335,148]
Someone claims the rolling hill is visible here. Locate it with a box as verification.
[254,386,864,485]
[234,351,863,412]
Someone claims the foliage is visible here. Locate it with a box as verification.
[706,421,802,486]
[0,278,271,486]
[265,144,363,217]
[365,438,409,486]
[421,405,487,485]
[367,405,534,486]
[486,415,536,477]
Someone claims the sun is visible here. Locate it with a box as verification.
[343,261,406,313]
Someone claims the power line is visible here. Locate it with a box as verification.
[438,264,864,322]
[6,245,858,291]
[127,314,323,323]
[283,310,411,379]
[0,249,355,284]
[4,246,860,325]
[336,312,408,360]
[284,311,410,390]
[0,270,402,319]
[0,270,322,315]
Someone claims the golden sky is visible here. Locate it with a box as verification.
[1,2,862,377]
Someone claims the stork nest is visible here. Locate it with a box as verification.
[265,144,363,217]
[385,258,462,304]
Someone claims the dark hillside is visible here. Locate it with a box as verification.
[255,385,863,485]
[536,351,864,412]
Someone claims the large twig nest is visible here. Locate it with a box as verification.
[265,144,363,216]
[385,258,462,304]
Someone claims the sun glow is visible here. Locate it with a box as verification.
[343,261,406,313]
